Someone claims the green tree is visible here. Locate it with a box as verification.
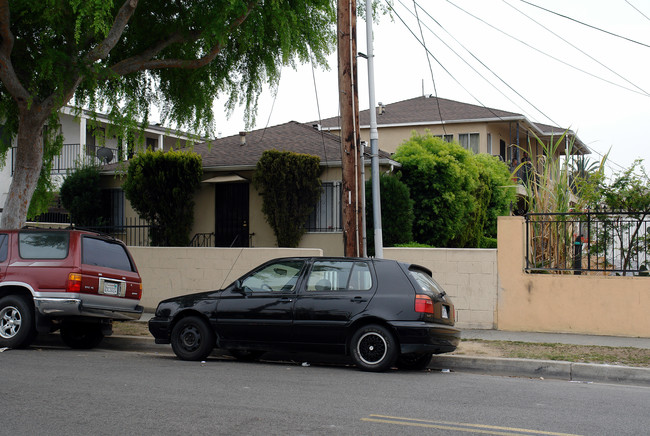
[393,133,479,247]
[60,164,104,226]
[365,173,414,255]
[123,149,202,246]
[582,160,650,272]
[253,150,321,247]
[474,153,516,240]
[0,0,336,229]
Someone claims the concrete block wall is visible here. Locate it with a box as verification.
[384,248,498,329]
[130,247,322,310]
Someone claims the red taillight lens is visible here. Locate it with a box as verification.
[66,273,82,292]
[415,294,434,314]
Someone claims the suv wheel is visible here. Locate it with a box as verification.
[0,295,36,348]
[350,324,398,372]
[60,321,104,349]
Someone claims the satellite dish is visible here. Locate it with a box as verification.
[96,147,114,164]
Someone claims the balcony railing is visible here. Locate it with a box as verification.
[12,143,120,175]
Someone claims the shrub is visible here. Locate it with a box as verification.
[252,150,322,247]
[123,149,202,246]
[60,165,104,226]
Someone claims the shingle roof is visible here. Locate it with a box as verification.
[101,121,393,172]
[318,95,522,128]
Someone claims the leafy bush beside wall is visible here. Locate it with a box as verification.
[123,149,202,246]
[253,150,322,247]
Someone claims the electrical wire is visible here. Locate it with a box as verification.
[518,0,650,48]
[625,0,650,22]
[384,0,506,120]
[408,0,558,126]
[309,49,330,166]
[412,0,446,134]
[504,0,649,96]
[446,0,650,97]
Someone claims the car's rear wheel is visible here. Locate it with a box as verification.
[0,295,36,349]
[228,349,265,361]
[396,352,433,371]
[350,324,398,372]
[60,321,104,349]
[171,316,215,361]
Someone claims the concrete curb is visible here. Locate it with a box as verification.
[32,334,650,386]
[430,355,650,386]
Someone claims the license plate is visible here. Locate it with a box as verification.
[103,281,119,296]
[441,305,449,319]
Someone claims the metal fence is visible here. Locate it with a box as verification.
[525,211,650,275]
[13,144,120,175]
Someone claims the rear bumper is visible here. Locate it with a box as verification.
[34,293,143,321]
[388,321,461,354]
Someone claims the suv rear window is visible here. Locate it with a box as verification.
[82,236,135,272]
[19,231,69,259]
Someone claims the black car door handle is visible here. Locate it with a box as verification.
[280,297,294,303]
[350,296,367,303]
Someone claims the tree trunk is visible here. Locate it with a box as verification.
[1,110,46,229]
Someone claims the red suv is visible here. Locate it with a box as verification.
[0,228,143,349]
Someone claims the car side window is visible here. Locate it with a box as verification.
[306,260,372,291]
[409,268,444,296]
[82,236,135,272]
[241,260,304,293]
[19,231,69,259]
[0,234,8,262]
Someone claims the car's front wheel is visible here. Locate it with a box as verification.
[0,295,36,348]
[171,316,215,361]
[350,324,398,372]
[60,321,104,349]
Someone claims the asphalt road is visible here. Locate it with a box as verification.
[2,345,649,436]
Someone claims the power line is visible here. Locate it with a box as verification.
[504,0,649,96]
[410,0,559,126]
[446,0,650,97]
[412,0,446,134]
[384,0,506,120]
[625,0,650,21]
[518,0,650,48]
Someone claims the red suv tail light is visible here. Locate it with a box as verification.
[414,294,434,314]
[66,273,82,292]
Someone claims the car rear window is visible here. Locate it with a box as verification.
[82,236,135,272]
[409,268,445,296]
[19,231,69,259]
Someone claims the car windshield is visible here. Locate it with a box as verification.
[241,260,305,292]
[409,268,445,297]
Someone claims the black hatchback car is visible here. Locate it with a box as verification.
[149,257,460,372]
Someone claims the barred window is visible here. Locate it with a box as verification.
[305,182,342,232]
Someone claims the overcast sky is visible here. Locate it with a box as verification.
[209,0,650,176]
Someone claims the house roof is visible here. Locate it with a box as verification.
[100,121,396,173]
[317,95,589,154]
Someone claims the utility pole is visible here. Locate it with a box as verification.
[365,0,383,258]
[338,0,363,257]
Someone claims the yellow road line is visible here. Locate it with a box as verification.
[362,414,582,436]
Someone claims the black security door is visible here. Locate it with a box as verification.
[215,182,249,247]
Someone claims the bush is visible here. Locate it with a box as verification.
[123,149,202,246]
[252,150,322,247]
[365,173,414,255]
[60,165,104,226]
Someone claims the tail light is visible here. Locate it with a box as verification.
[66,273,82,292]
[415,294,434,314]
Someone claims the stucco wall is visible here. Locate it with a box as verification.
[385,247,498,329]
[497,216,650,337]
[131,247,322,310]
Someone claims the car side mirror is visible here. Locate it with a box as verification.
[232,280,247,295]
